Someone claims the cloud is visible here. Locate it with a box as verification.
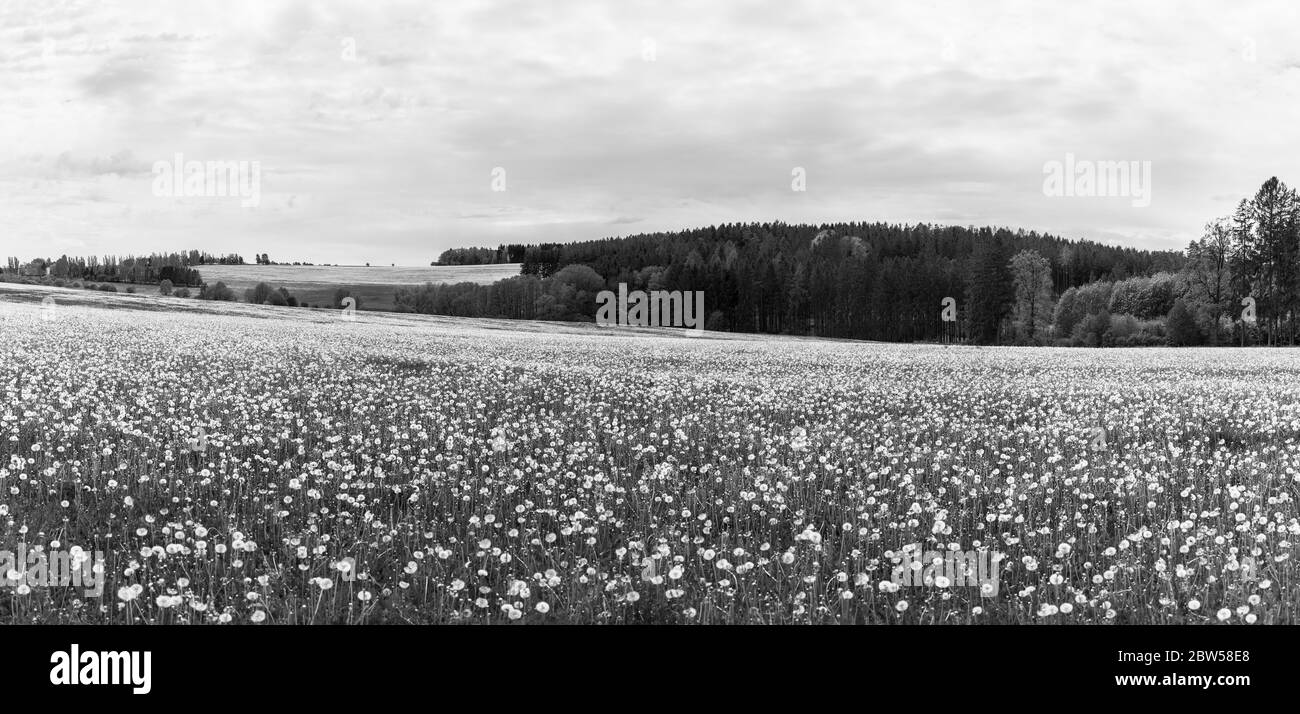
[79,54,158,98]
[2,0,1299,264]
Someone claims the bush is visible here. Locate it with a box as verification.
[201,282,236,301]
[1193,306,1230,346]
[245,282,274,304]
[174,287,191,299]
[1105,314,1140,343]
[1071,310,1111,347]
[159,279,174,296]
[1167,298,1202,346]
[333,289,360,310]
[125,286,136,294]
[99,284,118,293]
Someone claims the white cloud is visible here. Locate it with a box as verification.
[2,0,1299,264]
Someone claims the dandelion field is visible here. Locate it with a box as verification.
[1,287,1298,625]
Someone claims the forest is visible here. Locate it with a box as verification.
[401,177,1300,347]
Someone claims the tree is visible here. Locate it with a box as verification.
[200,281,235,301]
[158,279,173,296]
[1166,298,1202,346]
[1184,218,1233,315]
[1008,249,1054,343]
[245,282,274,304]
[1231,178,1300,344]
[551,264,606,318]
[966,238,1013,344]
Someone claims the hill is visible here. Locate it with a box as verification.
[195,263,521,311]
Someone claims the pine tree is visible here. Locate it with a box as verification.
[966,238,1013,344]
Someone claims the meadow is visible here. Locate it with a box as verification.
[195,263,522,311]
[0,283,1296,624]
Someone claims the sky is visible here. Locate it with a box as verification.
[2,0,1299,266]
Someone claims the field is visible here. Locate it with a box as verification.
[0,283,1297,624]
[195,263,522,311]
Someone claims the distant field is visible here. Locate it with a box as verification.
[196,263,522,310]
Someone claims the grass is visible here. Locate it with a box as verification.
[0,284,1296,624]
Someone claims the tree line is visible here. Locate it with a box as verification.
[403,221,1183,342]
[407,177,1298,347]
[2,251,248,287]
[433,245,528,265]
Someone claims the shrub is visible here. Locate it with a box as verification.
[1167,299,1202,346]
[159,279,174,296]
[201,282,236,301]
[1071,310,1111,347]
[245,282,274,304]
[333,288,359,310]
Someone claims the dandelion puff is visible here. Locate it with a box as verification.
[1216,608,1231,622]
[535,602,550,614]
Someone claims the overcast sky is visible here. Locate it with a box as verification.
[3,0,1299,265]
